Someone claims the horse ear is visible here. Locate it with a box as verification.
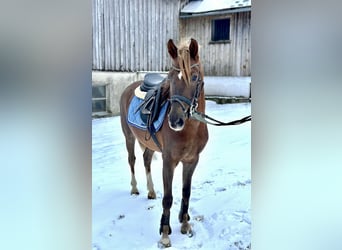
[189,38,199,60]
[167,39,178,59]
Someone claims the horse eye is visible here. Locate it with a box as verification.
[191,74,198,82]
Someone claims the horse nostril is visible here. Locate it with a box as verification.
[176,118,184,127]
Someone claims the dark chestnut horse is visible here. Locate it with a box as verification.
[120,38,208,247]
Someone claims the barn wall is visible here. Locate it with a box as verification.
[92,0,187,72]
[180,11,251,76]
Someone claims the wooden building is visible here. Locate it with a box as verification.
[92,0,251,115]
[92,0,251,76]
[92,0,188,72]
[180,0,251,76]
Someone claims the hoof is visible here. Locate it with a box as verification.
[147,191,156,199]
[181,222,193,237]
[130,189,139,195]
[158,235,171,248]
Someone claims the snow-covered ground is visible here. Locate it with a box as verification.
[92,101,251,250]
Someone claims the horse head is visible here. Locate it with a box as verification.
[167,38,204,132]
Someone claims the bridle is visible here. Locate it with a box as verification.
[167,63,252,126]
[168,63,203,118]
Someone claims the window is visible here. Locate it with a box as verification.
[211,18,230,42]
[92,85,107,113]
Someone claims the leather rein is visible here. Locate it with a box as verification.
[168,64,251,126]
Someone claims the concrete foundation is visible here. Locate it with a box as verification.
[92,71,167,116]
[92,71,251,116]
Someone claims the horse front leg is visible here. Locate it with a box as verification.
[179,158,198,236]
[159,158,176,248]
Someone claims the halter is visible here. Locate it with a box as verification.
[168,63,203,118]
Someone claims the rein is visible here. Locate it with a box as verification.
[169,64,251,127]
[190,111,251,126]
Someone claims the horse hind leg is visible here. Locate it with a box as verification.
[143,147,156,199]
[124,131,139,195]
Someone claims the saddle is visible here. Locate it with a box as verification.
[137,73,166,123]
[134,73,169,149]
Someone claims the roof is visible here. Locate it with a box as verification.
[180,0,251,17]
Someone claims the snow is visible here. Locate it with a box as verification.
[92,101,251,250]
[181,0,251,14]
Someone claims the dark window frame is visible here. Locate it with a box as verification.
[92,84,108,114]
[210,17,231,44]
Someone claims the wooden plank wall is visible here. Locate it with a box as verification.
[92,0,186,72]
[180,11,251,76]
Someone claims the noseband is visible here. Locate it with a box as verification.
[168,63,203,118]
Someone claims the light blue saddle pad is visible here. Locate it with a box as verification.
[127,96,169,131]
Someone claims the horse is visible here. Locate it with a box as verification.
[119,38,208,247]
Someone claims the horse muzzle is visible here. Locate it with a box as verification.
[168,106,186,132]
[168,94,192,131]
[168,116,185,131]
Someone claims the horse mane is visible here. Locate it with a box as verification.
[177,46,191,86]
